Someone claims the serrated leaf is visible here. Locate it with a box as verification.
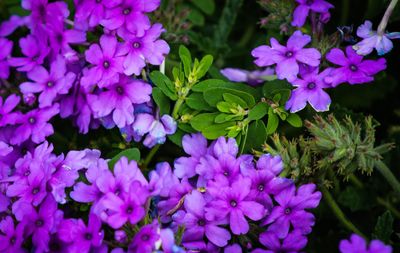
[204,87,255,107]
[186,93,214,111]
[152,87,170,115]
[223,93,247,108]
[373,211,394,243]
[190,112,219,131]
[248,103,268,121]
[286,114,303,127]
[191,0,215,15]
[196,55,213,79]
[266,108,279,134]
[108,148,140,169]
[150,71,177,100]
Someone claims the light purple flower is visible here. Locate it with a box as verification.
[252,31,321,81]
[143,114,177,148]
[82,35,125,88]
[339,234,392,253]
[353,20,400,56]
[291,0,334,27]
[326,46,386,86]
[0,38,13,79]
[285,68,332,113]
[220,68,275,86]
[119,23,170,75]
[101,0,160,36]
[8,35,49,72]
[20,56,76,108]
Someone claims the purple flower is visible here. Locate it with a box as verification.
[20,56,76,108]
[10,104,59,144]
[75,0,121,28]
[0,94,21,127]
[88,76,152,128]
[285,68,332,113]
[128,223,160,252]
[0,38,12,79]
[206,177,265,235]
[101,0,160,36]
[8,35,49,72]
[326,46,387,86]
[47,25,86,59]
[252,31,321,82]
[263,184,321,238]
[254,230,308,253]
[82,35,125,88]
[100,181,148,229]
[58,213,104,253]
[119,23,170,75]
[339,234,392,253]
[220,68,275,86]
[291,0,334,27]
[0,15,29,37]
[23,0,69,30]
[0,216,25,253]
[178,190,231,247]
[353,20,400,56]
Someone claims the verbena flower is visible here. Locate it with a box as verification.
[0,94,21,127]
[254,229,308,253]
[0,38,13,79]
[74,0,120,28]
[252,31,321,82]
[220,68,275,86]
[339,234,392,253]
[353,20,400,56]
[0,216,25,253]
[291,0,334,27]
[326,46,386,86]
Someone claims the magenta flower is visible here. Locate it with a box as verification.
[254,230,308,253]
[252,31,321,81]
[119,23,170,75]
[8,35,49,72]
[82,35,125,88]
[101,0,160,36]
[0,216,25,253]
[326,46,387,86]
[0,94,21,127]
[100,181,149,229]
[206,177,265,235]
[58,213,104,252]
[263,183,321,238]
[339,234,392,253]
[10,104,59,145]
[88,76,152,128]
[291,0,334,27]
[20,56,76,108]
[285,68,332,113]
[128,223,160,252]
[47,24,86,58]
[75,0,121,28]
[353,20,400,56]
[0,38,12,79]
[0,15,29,37]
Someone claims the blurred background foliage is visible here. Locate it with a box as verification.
[1,0,400,252]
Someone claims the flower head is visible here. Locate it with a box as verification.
[0,38,13,79]
[292,0,334,27]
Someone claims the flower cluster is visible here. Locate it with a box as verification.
[158,133,322,252]
[339,234,392,253]
[0,0,174,148]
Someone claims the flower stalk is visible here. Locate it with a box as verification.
[377,0,399,36]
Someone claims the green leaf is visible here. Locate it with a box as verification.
[190,0,215,15]
[216,101,232,113]
[108,148,141,169]
[373,211,394,243]
[193,80,260,100]
[192,79,227,92]
[338,186,376,212]
[248,103,268,121]
[179,45,192,77]
[195,55,213,79]
[242,120,267,153]
[263,79,292,98]
[214,113,241,123]
[223,93,247,108]
[266,108,279,134]
[204,87,255,108]
[186,93,214,111]
[168,129,185,147]
[286,114,303,128]
[152,87,170,115]
[202,122,235,139]
[187,8,205,26]
[178,123,195,133]
[149,71,177,100]
[190,112,219,131]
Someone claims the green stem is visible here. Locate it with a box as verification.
[376,197,400,219]
[340,0,350,25]
[348,174,364,189]
[377,0,399,35]
[142,145,161,169]
[172,98,185,119]
[321,186,366,237]
[375,160,400,198]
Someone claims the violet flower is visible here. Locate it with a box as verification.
[75,0,121,28]
[101,0,160,37]
[0,94,21,127]
[0,38,12,79]
[252,31,321,82]
[285,68,332,113]
[220,68,275,86]
[253,230,308,253]
[326,46,387,86]
[0,15,29,37]
[82,35,125,88]
[128,223,160,252]
[8,35,49,72]
[291,0,334,27]
[118,23,170,75]
[339,234,392,253]
[0,216,25,253]
[353,20,400,56]
[20,56,76,108]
